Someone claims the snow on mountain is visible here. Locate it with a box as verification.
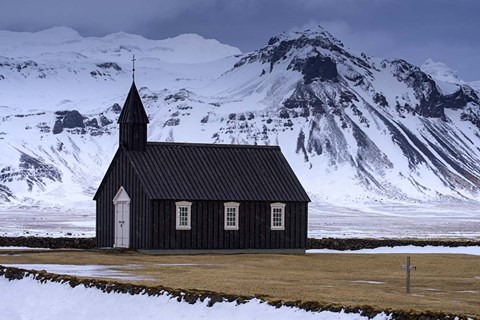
[197,27,480,202]
[0,27,241,63]
[0,27,241,112]
[1,26,480,208]
[421,58,462,84]
[421,58,480,93]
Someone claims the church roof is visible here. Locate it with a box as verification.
[117,81,149,124]
[125,142,310,202]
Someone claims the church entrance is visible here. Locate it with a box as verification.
[113,187,130,248]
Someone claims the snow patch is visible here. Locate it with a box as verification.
[0,276,391,320]
[1,264,148,281]
[307,246,480,255]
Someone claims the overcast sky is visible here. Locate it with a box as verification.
[1,0,478,80]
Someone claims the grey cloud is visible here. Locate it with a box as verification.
[0,0,478,80]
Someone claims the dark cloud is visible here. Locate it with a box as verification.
[0,0,478,80]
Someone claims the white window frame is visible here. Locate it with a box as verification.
[224,202,240,230]
[175,201,192,230]
[270,202,286,230]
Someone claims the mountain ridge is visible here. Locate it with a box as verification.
[1,26,480,208]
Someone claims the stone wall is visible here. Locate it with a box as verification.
[306,238,480,251]
[1,236,479,251]
[0,236,95,249]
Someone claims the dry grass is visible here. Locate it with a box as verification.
[1,250,479,317]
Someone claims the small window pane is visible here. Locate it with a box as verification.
[273,208,283,227]
[178,206,189,226]
[226,207,236,227]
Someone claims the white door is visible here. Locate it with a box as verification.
[114,202,130,247]
[113,187,131,248]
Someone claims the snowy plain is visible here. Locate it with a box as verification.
[1,200,480,239]
[308,200,480,239]
[0,276,390,320]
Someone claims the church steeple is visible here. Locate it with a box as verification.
[118,81,149,151]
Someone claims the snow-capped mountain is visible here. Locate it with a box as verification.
[1,26,480,208]
[421,58,463,84]
[421,58,480,93]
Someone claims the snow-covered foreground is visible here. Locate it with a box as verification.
[0,276,389,320]
[1,200,480,239]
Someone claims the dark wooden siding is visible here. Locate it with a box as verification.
[120,123,147,152]
[150,200,307,250]
[96,150,151,249]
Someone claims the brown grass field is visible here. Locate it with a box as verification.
[1,250,479,317]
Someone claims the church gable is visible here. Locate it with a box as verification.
[95,148,152,248]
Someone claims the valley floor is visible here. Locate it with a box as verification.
[308,201,480,239]
[1,200,480,239]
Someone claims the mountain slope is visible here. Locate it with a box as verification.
[192,28,480,201]
[1,27,480,207]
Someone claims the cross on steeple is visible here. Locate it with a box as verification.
[132,54,136,81]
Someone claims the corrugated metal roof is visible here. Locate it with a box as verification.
[126,142,310,202]
[117,82,149,124]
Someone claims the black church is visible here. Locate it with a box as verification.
[94,82,310,253]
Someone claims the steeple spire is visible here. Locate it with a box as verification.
[118,82,149,151]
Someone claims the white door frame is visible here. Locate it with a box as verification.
[113,186,131,248]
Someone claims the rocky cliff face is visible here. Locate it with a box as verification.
[0,27,480,206]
